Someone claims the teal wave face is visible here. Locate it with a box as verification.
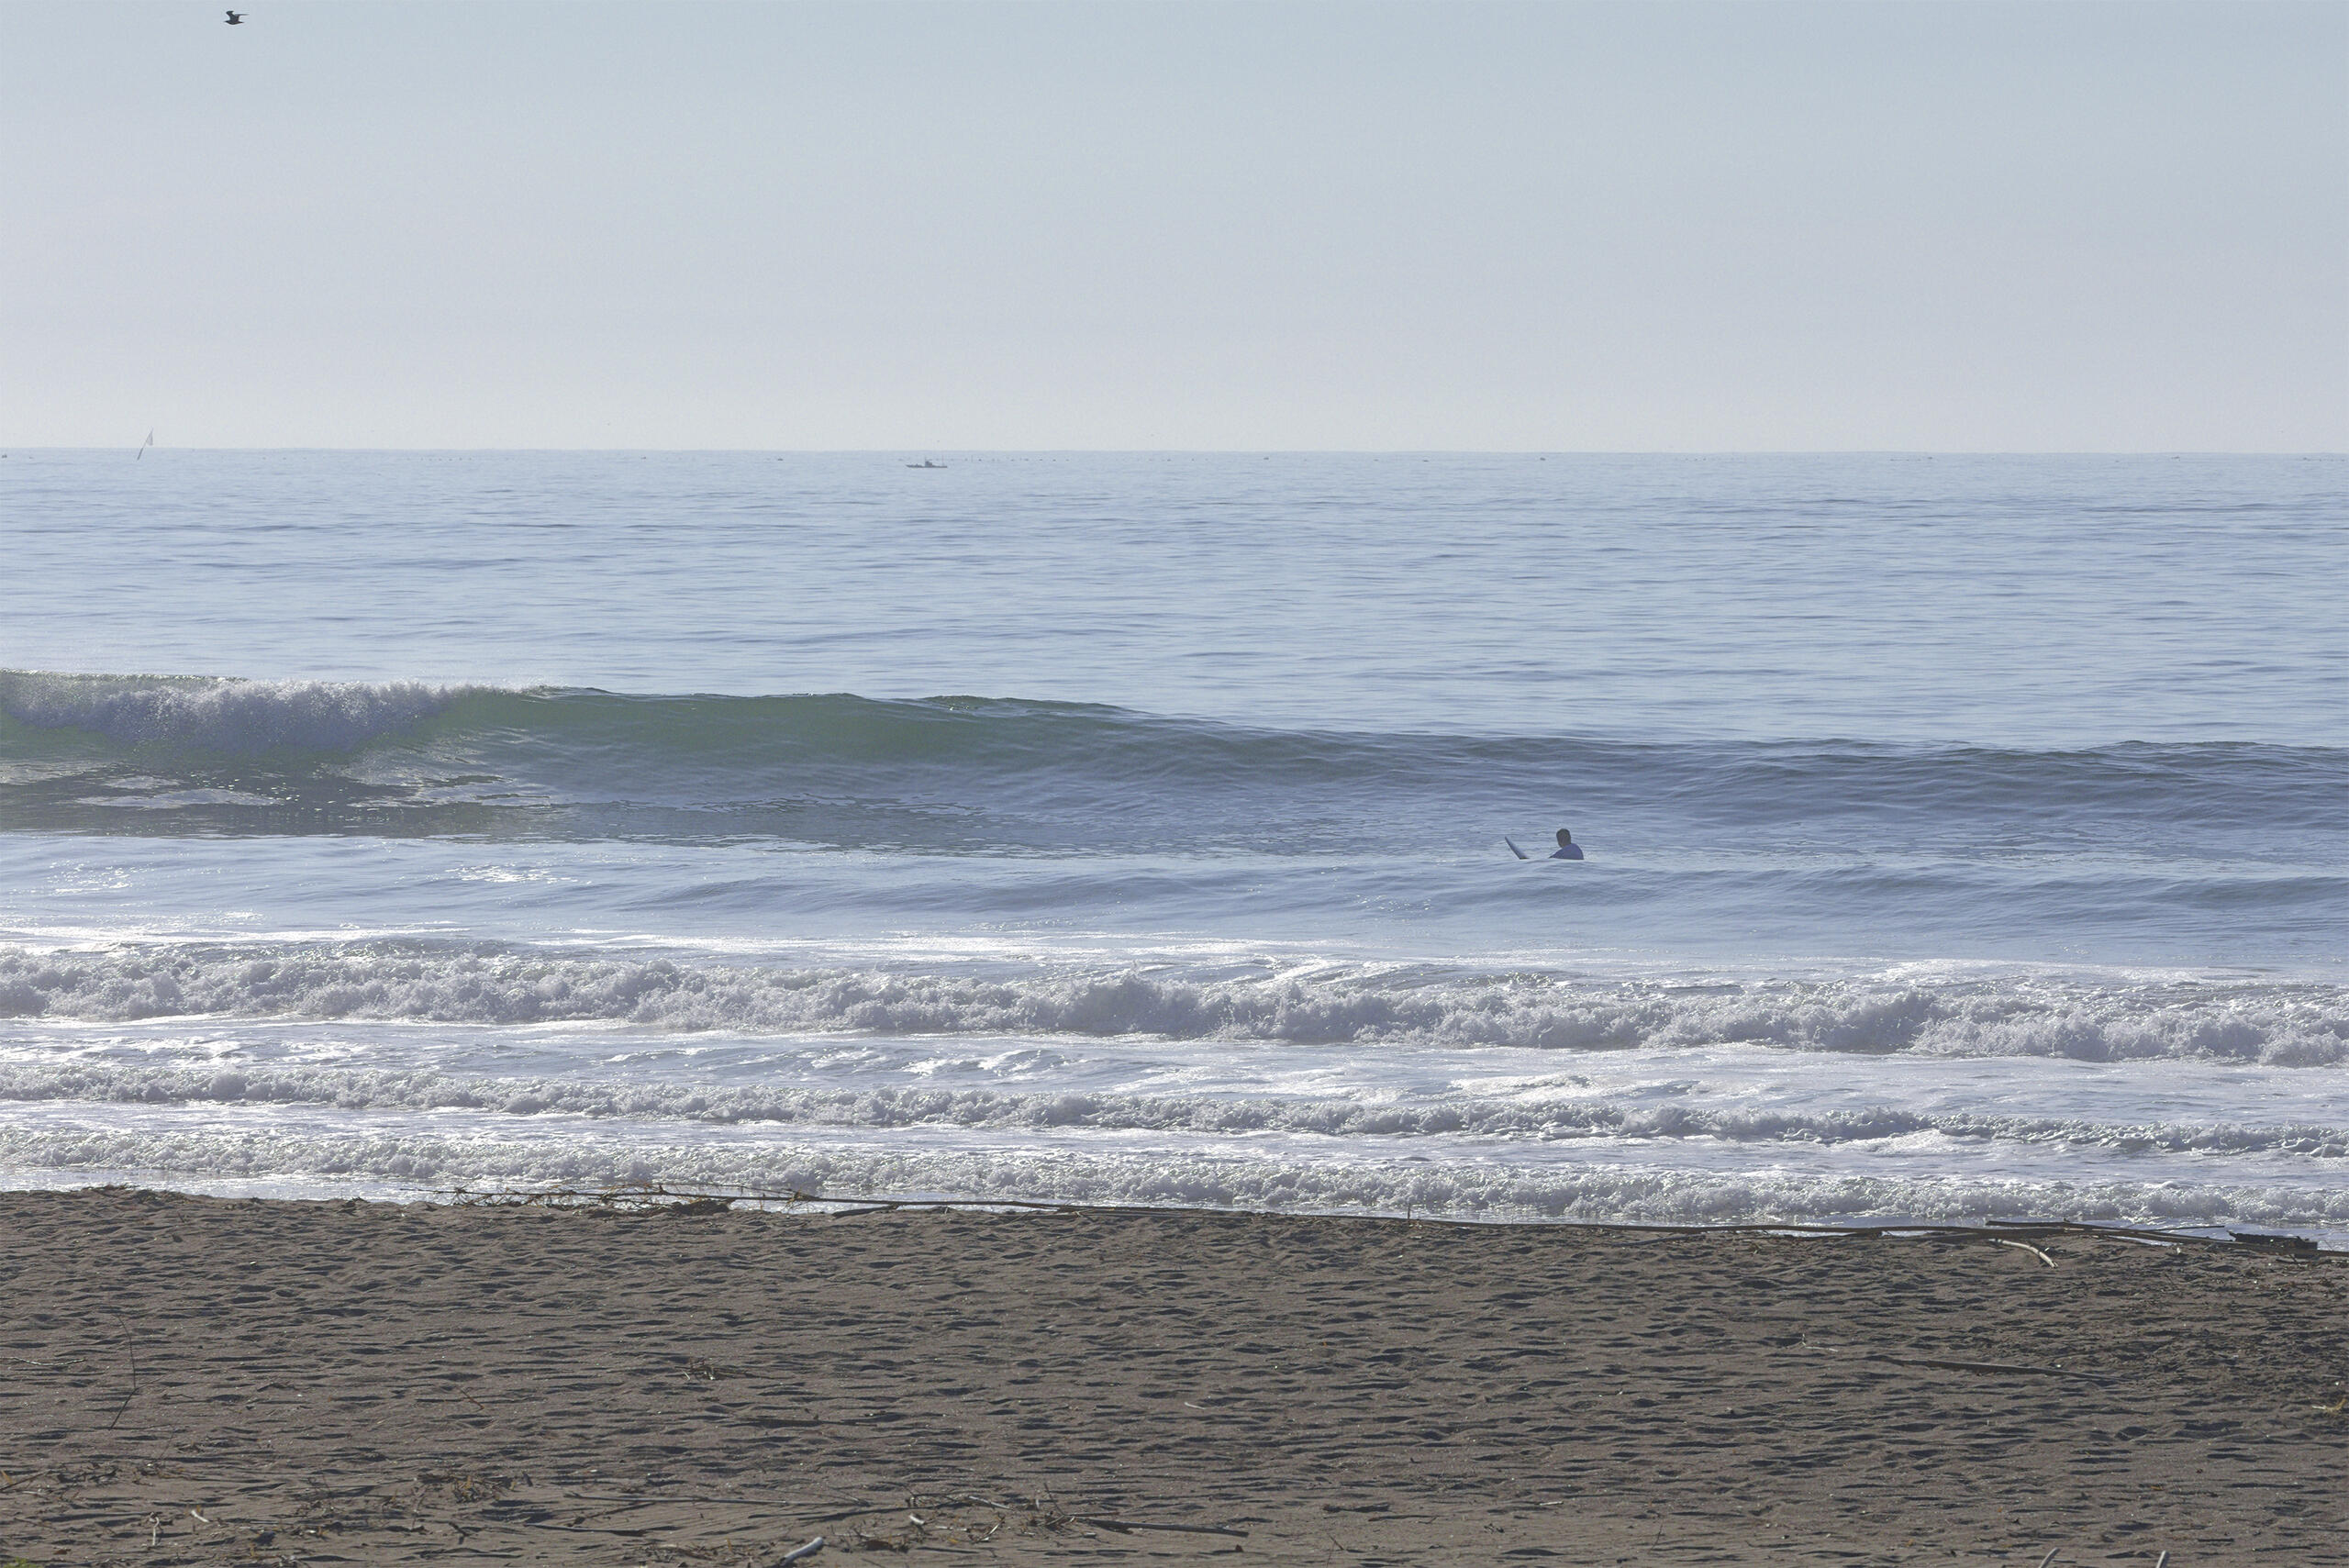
[5,673,2344,851]
[3,673,2345,866]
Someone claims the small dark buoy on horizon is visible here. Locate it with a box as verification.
[225,9,246,24]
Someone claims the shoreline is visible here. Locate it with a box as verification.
[5,1187,2345,1564]
[5,1171,2344,1252]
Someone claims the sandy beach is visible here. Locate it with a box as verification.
[1,1189,2343,1566]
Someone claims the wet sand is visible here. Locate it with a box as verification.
[2,1188,2344,1565]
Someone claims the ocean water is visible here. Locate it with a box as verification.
[2,450,2343,1234]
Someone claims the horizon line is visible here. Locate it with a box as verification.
[7,446,2344,459]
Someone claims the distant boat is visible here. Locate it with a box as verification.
[906,460,946,469]
[138,428,154,461]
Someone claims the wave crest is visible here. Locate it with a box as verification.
[4,672,2342,827]
[0,672,473,753]
[6,1060,2346,1157]
[2,944,2342,1063]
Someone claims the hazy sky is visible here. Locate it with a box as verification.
[5,1,2342,450]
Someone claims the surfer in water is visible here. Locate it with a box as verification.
[1505,828,1584,861]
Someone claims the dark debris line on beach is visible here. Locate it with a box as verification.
[442,1177,2336,1255]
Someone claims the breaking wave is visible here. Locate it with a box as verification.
[1,943,2342,1063]
[5,1059,2346,1157]
[0,671,472,753]
[5,672,2343,851]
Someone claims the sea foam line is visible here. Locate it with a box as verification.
[2,1060,2345,1155]
[4,1124,2344,1230]
[2,944,2343,1062]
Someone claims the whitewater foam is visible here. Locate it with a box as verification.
[5,1117,2343,1230]
[4,1057,2344,1158]
[0,672,474,753]
[1,943,2342,1063]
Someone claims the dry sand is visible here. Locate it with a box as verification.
[2,1189,2344,1566]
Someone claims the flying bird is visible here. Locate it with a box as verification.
[225,10,245,23]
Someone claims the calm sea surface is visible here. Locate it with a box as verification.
[2,451,2343,1233]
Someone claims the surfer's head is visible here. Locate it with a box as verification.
[1556,828,1573,847]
